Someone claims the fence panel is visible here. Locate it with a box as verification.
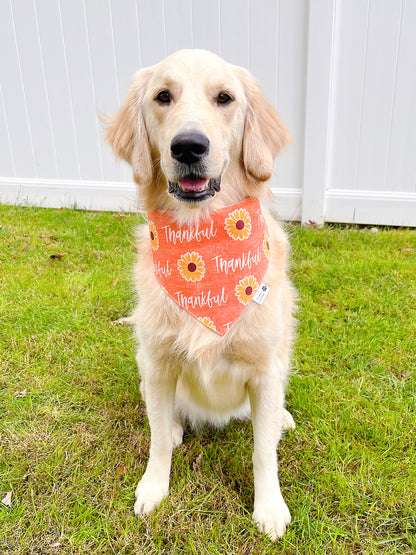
[0,0,415,225]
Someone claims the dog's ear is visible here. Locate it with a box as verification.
[104,68,154,186]
[235,68,290,183]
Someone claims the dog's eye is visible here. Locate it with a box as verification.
[217,92,233,105]
[155,90,171,104]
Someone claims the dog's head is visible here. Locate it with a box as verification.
[105,50,289,215]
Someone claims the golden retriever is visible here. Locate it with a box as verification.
[105,49,296,541]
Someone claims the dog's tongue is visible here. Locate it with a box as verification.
[179,177,208,192]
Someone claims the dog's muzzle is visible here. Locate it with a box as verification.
[169,132,221,202]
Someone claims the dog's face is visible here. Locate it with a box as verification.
[142,51,247,204]
[105,50,289,214]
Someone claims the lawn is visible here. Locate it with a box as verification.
[0,205,415,554]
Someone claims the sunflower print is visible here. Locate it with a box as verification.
[224,208,252,240]
[198,316,217,332]
[263,233,271,259]
[177,252,206,282]
[149,221,159,250]
[235,275,259,305]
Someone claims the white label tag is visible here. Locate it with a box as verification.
[253,283,270,305]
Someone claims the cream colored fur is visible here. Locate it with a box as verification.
[105,49,296,541]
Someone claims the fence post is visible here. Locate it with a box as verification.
[301,0,339,226]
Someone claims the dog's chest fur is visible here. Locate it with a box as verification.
[175,353,253,426]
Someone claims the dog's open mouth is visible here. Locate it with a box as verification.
[168,176,221,202]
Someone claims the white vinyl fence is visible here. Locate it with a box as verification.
[1,0,415,226]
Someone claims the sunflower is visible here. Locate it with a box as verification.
[235,275,259,305]
[149,221,159,250]
[198,316,217,332]
[224,208,252,240]
[177,252,205,282]
[263,233,271,259]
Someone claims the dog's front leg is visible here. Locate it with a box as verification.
[134,369,177,516]
[248,367,291,540]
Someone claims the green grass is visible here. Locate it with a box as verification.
[0,205,415,554]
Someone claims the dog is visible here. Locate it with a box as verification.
[105,49,296,541]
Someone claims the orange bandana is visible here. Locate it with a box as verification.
[148,198,270,336]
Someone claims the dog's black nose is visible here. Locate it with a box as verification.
[170,132,210,165]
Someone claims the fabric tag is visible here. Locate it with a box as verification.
[252,283,270,305]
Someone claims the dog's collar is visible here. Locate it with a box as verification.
[147,198,270,336]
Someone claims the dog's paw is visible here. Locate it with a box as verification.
[134,478,168,516]
[112,315,136,325]
[172,419,184,449]
[282,408,296,431]
[253,498,291,541]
